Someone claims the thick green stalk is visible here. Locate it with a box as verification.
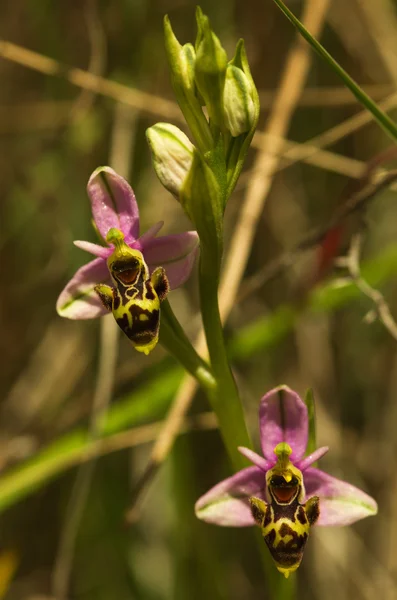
[159,299,216,391]
[198,245,251,469]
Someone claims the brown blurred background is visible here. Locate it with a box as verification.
[1,0,397,598]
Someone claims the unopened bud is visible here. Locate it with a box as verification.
[194,8,227,129]
[223,64,256,137]
[146,123,194,198]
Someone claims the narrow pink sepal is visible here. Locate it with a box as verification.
[238,446,271,472]
[87,166,140,241]
[303,467,378,526]
[297,446,329,471]
[56,257,110,319]
[73,240,111,259]
[195,467,266,527]
[259,385,308,461]
[142,231,199,289]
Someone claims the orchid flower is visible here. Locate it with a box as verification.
[56,167,198,350]
[196,385,377,577]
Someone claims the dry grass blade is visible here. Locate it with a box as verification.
[0,40,180,121]
[0,36,393,182]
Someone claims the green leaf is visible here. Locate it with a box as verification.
[272,0,397,144]
[0,367,182,514]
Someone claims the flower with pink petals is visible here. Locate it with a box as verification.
[195,385,377,576]
[57,166,199,321]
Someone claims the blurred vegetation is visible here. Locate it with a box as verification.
[2,0,397,598]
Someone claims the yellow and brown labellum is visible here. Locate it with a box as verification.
[95,228,169,355]
[249,443,320,578]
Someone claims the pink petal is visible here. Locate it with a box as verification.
[73,240,111,259]
[87,166,140,242]
[297,446,329,471]
[303,467,378,526]
[195,467,266,526]
[238,446,271,471]
[142,231,199,289]
[56,257,110,319]
[138,221,164,247]
[259,386,308,462]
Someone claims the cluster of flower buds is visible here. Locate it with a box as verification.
[146,8,259,271]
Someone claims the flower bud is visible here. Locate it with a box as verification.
[146,123,194,198]
[194,7,227,130]
[164,16,213,153]
[223,64,256,137]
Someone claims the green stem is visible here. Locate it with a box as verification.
[159,299,216,391]
[198,246,251,469]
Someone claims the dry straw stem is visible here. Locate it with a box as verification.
[2,40,397,181]
[356,0,397,85]
[126,0,332,522]
[0,39,180,121]
[260,83,395,107]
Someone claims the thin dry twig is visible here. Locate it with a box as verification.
[0,39,180,121]
[260,83,395,107]
[79,412,217,466]
[240,168,397,300]
[238,89,397,189]
[69,0,107,121]
[337,232,397,341]
[239,168,397,299]
[356,0,397,85]
[125,0,332,523]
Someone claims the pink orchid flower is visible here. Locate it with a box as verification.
[196,386,377,563]
[57,166,199,320]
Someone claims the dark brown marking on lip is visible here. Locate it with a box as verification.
[113,294,121,310]
[265,529,276,545]
[116,313,130,334]
[145,282,155,301]
[297,506,307,525]
[279,523,295,538]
